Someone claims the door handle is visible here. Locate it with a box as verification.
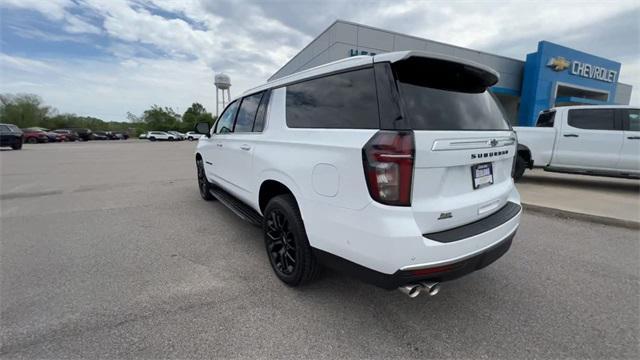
[627,136,640,140]
[563,134,579,138]
[240,144,251,151]
[216,143,223,147]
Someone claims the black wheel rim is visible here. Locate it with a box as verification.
[197,160,208,197]
[266,209,297,276]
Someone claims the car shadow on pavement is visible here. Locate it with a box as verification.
[519,173,640,194]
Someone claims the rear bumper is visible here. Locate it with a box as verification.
[304,187,521,286]
[314,229,515,290]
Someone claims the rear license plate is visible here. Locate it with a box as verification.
[472,163,494,189]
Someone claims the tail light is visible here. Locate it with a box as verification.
[362,130,414,206]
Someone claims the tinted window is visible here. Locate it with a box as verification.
[625,109,639,131]
[253,90,271,132]
[393,58,508,131]
[215,101,239,134]
[0,125,9,132]
[536,111,555,127]
[235,92,264,132]
[286,68,379,129]
[568,109,615,130]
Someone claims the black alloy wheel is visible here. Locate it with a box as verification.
[266,209,297,276]
[196,158,214,201]
[263,195,320,286]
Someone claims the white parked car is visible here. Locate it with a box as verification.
[146,131,176,141]
[194,51,521,298]
[185,131,203,141]
[514,105,639,179]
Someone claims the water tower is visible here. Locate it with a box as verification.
[214,73,231,117]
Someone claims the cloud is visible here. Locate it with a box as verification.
[0,0,638,120]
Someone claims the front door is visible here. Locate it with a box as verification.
[204,101,238,182]
[552,108,623,171]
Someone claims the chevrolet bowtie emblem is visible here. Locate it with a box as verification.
[547,56,571,71]
[490,139,498,147]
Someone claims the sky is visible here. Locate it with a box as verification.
[1,0,639,121]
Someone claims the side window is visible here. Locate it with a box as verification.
[625,109,640,131]
[253,90,271,132]
[234,92,264,132]
[285,68,379,129]
[568,109,615,130]
[215,101,239,134]
[0,125,9,132]
[536,111,555,127]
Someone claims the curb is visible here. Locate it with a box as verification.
[522,203,640,230]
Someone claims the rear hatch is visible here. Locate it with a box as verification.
[379,54,517,233]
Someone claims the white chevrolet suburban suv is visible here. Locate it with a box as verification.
[194,51,521,298]
[514,105,639,180]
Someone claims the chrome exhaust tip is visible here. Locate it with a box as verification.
[420,281,441,296]
[398,284,422,298]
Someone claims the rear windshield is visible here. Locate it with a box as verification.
[393,58,509,131]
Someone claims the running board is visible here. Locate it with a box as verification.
[208,185,263,227]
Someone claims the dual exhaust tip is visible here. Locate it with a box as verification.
[398,281,440,298]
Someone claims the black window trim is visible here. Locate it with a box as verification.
[213,99,239,135]
[232,90,266,133]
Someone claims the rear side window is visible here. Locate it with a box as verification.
[536,111,555,127]
[624,109,639,131]
[0,125,9,132]
[235,92,264,132]
[392,58,508,131]
[285,68,379,129]
[568,109,615,130]
[253,90,271,132]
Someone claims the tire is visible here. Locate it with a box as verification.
[196,158,215,201]
[149,137,156,142]
[263,194,320,286]
[11,140,22,150]
[188,136,193,141]
[26,137,37,144]
[513,154,527,181]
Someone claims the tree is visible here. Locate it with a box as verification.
[142,105,181,131]
[0,93,52,127]
[182,103,215,132]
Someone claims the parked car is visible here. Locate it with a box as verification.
[185,131,203,141]
[92,131,108,140]
[21,128,49,143]
[168,131,185,140]
[514,105,639,180]
[54,129,78,141]
[59,128,92,141]
[0,123,24,150]
[44,130,66,142]
[138,132,148,140]
[193,51,521,298]
[147,131,176,141]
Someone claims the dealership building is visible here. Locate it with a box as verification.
[270,20,633,127]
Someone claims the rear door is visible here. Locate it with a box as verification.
[383,58,516,233]
[618,108,640,173]
[552,108,623,170]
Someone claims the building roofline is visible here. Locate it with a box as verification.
[269,19,524,80]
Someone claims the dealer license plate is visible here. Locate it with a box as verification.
[472,163,494,189]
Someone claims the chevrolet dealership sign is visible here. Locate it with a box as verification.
[547,56,617,83]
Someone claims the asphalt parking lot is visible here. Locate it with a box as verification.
[1,141,638,359]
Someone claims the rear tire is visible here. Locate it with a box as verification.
[11,140,22,150]
[196,158,214,201]
[513,154,527,181]
[149,137,156,142]
[263,194,320,286]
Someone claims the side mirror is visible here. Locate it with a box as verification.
[195,122,211,136]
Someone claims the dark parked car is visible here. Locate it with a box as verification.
[54,129,78,141]
[0,123,24,150]
[59,128,92,141]
[93,131,108,140]
[21,128,49,143]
